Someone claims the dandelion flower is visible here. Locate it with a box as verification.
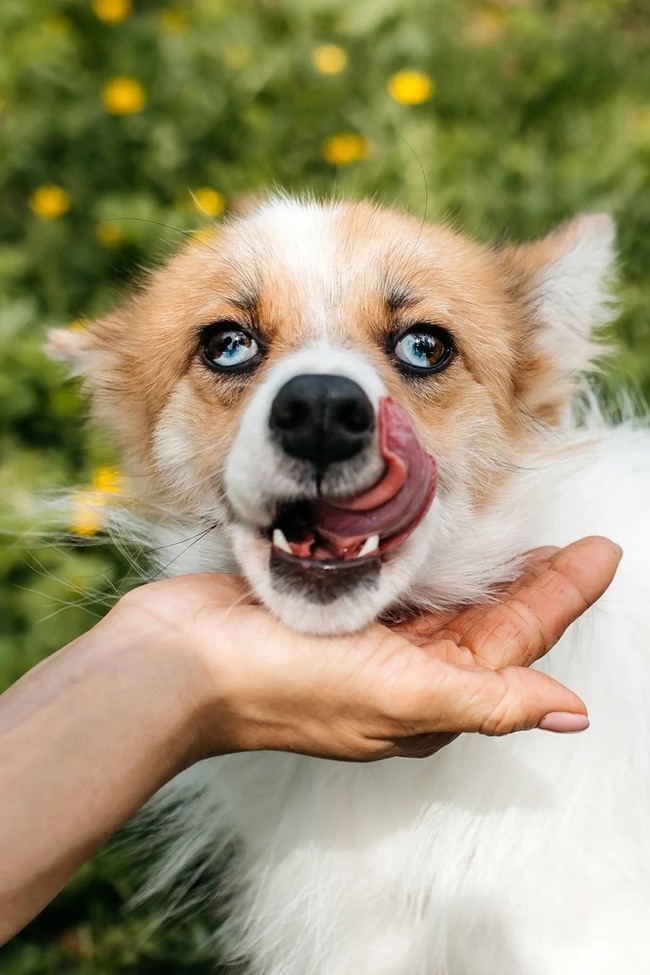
[193,187,226,218]
[92,0,132,24]
[96,222,124,248]
[323,132,371,166]
[70,466,124,538]
[189,227,218,246]
[388,70,434,106]
[29,184,71,220]
[313,44,347,75]
[102,76,147,115]
[92,466,124,494]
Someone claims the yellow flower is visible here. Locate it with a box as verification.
[102,76,147,115]
[92,465,124,493]
[96,222,124,248]
[322,132,371,166]
[67,319,86,332]
[159,8,189,32]
[70,493,104,537]
[92,0,132,24]
[223,43,252,70]
[192,187,226,218]
[70,466,124,538]
[189,227,218,247]
[29,184,71,220]
[312,44,347,75]
[388,70,435,106]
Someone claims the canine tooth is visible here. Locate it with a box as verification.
[357,534,380,558]
[272,528,292,554]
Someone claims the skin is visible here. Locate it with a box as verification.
[0,536,621,945]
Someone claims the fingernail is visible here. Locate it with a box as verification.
[537,712,590,733]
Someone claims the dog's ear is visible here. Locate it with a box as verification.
[46,324,102,376]
[46,320,126,401]
[46,313,150,466]
[500,214,617,420]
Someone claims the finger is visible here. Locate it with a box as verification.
[437,536,622,670]
[383,732,459,759]
[399,660,588,739]
[385,546,564,650]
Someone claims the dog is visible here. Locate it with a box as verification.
[48,196,650,974]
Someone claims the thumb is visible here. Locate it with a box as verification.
[408,662,588,737]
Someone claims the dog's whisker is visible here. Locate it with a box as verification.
[144,523,219,581]
[99,216,222,257]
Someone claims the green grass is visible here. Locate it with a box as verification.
[2,0,650,969]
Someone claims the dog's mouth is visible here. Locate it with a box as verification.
[265,398,437,599]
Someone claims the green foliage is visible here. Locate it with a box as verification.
[1,0,650,970]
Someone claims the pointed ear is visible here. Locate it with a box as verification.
[509,212,615,326]
[45,326,98,377]
[46,316,149,466]
[500,214,617,420]
[46,321,125,388]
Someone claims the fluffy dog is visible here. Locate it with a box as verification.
[49,197,650,974]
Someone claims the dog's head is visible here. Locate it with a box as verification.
[49,198,615,633]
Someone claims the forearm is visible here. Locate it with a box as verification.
[0,542,619,943]
[0,604,200,944]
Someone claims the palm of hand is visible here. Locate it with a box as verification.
[124,537,619,762]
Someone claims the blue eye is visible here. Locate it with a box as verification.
[393,327,454,374]
[201,324,261,372]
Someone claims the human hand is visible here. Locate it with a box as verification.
[0,536,620,941]
[117,535,621,763]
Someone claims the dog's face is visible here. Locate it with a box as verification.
[49,198,615,633]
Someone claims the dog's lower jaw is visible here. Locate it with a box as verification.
[228,512,441,635]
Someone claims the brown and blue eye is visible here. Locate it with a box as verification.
[393,326,454,374]
[200,323,261,371]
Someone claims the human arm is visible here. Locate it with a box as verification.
[0,536,621,943]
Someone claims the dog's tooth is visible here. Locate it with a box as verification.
[357,534,380,558]
[272,528,292,554]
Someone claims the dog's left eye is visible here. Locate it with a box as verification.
[200,323,261,372]
[393,326,454,374]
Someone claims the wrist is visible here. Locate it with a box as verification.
[86,592,211,775]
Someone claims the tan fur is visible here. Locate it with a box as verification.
[49,200,609,515]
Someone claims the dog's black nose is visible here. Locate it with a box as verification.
[270,374,375,470]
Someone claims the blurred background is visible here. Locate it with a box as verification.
[1,0,649,970]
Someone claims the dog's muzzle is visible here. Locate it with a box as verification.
[265,376,438,604]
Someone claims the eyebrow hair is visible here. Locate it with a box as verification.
[229,288,260,314]
[384,282,419,312]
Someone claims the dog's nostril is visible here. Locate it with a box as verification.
[270,374,375,470]
[338,400,372,434]
[273,396,305,431]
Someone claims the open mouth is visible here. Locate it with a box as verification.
[266,398,437,602]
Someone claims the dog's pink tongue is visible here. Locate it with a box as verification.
[313,397,437,546]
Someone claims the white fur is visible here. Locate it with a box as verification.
[529,214,617,374]
[153,424,650,974]
[69,200,650,972]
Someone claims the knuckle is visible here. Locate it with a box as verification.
[477,673,523,737]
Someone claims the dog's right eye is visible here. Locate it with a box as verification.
[199,323,262,373]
